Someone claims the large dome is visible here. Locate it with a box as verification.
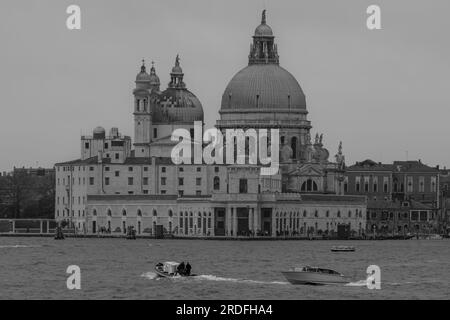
[221,64,306,111]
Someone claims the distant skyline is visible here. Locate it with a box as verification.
[1,0,449,171]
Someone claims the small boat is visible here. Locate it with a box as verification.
[282,266,350,285]
[331,245,355,252]
[154,261,196,278]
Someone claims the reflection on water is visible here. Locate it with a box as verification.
[0,237,449,299]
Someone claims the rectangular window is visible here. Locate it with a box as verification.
[239,179,248,193]
[89,167,94,171]
[196,167,201,172]
[161,190,166,194]
[115,171,120,177]
[215,167,220,173]
[111,140,124,147]
[355,177,361,192]
[104,142,109,149]
[85,142,89,149]
[179,167,184,172]
[196,190,202,196]
[143,177,149,185]
[105,167,110,172]
[115,153,119,160]
[144,167,148,172]
[431,176,437,192]
[419,176,425,192]
[128,167,133,172]
[178,178,184,186]
[373,177,378,192]
[161,177,166,185]
[364,176,369,192]
[161,167,166,173]
[89,177,94,185]
[196,178,201,186]
[143,190,149,194]
[383,177,389,193]
[178,190,184,197]
[105,177,110,185]
[128,177,134,185]
[153,128,158,139]
[407,176,413,193]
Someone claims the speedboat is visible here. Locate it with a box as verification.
[282,266,350,285]
[331,245,355,252]
[154,261,196,278]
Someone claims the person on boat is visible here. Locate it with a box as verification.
[177,262,185,275]
[185,262,192,276]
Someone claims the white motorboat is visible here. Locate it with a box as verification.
[282,266,350,285]
[331,245,355,252]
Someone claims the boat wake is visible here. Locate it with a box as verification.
[141,272,160,280]
[345,280,368,287]
[193,275,289,286]
[0,244,42,249]
[141,272,288,285]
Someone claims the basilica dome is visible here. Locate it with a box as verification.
[220,10,306,113]
[221,64,306,111]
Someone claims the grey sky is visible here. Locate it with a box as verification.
[0,0,449,171]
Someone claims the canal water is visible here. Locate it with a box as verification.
[0,237,449,299]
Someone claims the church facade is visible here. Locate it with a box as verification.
[54,11,367,238]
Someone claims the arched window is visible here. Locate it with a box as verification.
[348,210,352,218]
[93,209,97,216]
[137,209,142,217]
[291,137,297,159]
[168,210,173,217]
[337,211,341,218]
[122,209,127,217]
[153,210,157,217]
[107,209,112,217]
[213,176,220,190]
[303,210,307,217]
[301,179,318,192]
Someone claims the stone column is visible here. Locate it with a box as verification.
[226,207,232,236]
[40,220,43,234]
[253,208,259,235]
[248,209,253,235]
[233,207,238,237]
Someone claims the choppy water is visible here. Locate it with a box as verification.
[0,237,449,299]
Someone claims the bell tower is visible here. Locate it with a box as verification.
[133,60,153,157]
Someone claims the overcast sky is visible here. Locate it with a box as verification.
[0,0,449,172]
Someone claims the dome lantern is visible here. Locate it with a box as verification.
[249,10,279,65]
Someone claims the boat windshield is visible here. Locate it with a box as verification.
[301,266,340,275]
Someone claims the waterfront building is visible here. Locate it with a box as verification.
[345,159,441,232]
[366,199,437,236]
[54,11,367,237]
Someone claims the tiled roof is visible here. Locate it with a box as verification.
[347,159,439,173]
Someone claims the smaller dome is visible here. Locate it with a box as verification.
[93,126,105,134]
[136,60,151,82]
[149,73,160,85]
[171,54,183,74]
[93,126,106,139]
[254,23,273,37]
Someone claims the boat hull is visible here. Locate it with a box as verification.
[282,271,350,285]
